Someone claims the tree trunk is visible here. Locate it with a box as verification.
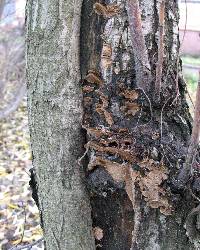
[26,0,95,249]
[26,0,200,249]
[81,0,198,249]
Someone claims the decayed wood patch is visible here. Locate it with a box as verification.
[82,85,95,93]
[83,96,93,106]
[82,126,112,139]
[88,157,127,181]
[101,43,113,69]
[85,70,103,85]
[120,89,139,101]
[93,3,120,18]
[85,131,172,215]
[82,73,172,215]
[86,141,136,163]
[95,91,114,126]
[82,5,173,246]
[126,0,151,91]
[121,101,140,117]
[139,159,172,215]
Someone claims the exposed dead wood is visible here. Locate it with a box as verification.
[86,141,137,163]
[93,3,120,18]
[121,101,140,117]
[101,43,112,69]
[83,126,112,138]
[126,0,151,91]
[120,89,139,101]
[155,0,165,98]
[85,70,104,85]
[81,0,194,248]
[95,91,114,126]
[82,85,95,93]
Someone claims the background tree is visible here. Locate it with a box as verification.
[0,0,5,20]
[26,0,200,249]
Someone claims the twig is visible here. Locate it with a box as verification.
[126,0,151,91]
[155,0,165,98]
[77,147,89,166]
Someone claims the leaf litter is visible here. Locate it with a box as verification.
[0,99,43,250]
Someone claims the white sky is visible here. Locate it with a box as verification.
[179,2,200,31]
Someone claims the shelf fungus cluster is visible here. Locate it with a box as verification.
[82,66,172,215]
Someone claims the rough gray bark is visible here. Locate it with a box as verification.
[26,0,95,249]
[81,0,199,249]
[0,0,5,20]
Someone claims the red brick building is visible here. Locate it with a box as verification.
[179,0,200,56]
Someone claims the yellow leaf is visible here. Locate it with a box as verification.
[8,203,19,209]
[12,239,21,245]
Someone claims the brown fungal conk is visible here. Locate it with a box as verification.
[93,3,120,18]
[85,70,103,85]
[120,89,139,101]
